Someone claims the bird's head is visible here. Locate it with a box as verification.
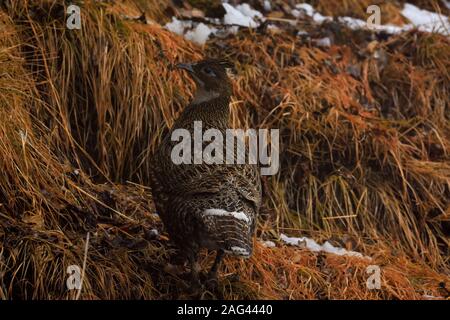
[176,59,234,104]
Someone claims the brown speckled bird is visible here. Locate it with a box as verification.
[150,59,262,287]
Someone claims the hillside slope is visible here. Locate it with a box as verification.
[0,0,448,299]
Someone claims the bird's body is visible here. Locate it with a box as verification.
[150,59,261,284]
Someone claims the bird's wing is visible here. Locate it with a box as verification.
[151,120,262,212]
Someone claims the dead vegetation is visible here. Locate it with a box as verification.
[0,0,448,300]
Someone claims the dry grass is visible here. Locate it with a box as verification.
[0,0,448,299]
[207,26,449,268]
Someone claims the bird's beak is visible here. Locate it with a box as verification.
[176,63,195,73]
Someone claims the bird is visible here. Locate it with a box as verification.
[149,59,262,288]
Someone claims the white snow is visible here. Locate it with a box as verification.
[184,23,217,45]
[204,208,250,223]
[291,9,300,18]
[267,24,280,31]
[165,17,189,36]
[338,16,367,29]
[164,3,449,46]
[223,3,259,28]
[236,3,264,20]
[339,16,406,34]
[294,2,449,36]
[402,3,450,35]
[280,234,322,251]
[295,3,315,17]
[295,3,328,23]
[315,37,331,47]
[321,241,364,258]
[260,240,276,248]
[444,1,450,10]
[280,233,368,259]
[403,3,445,25]
[165,18,216,45]
[165,3,265,44]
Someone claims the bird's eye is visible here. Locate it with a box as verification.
[202,67,216,77]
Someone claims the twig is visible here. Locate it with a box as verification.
[322,214,358,220]
[75,232,90,300]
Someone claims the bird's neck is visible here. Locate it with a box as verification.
[181,94,231,128]
[191,87,221,105]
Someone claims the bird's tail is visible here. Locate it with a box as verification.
[200,208,254,258]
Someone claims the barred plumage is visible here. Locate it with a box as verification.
[150,59,262,286]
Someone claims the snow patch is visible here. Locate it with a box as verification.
[165,17,189,35]
[402,3,450,35]
[165,3,449,46]
[280,233,368,259]
[291,9,300,18]
[260,240,276,248]
[223,3,259,28]
[184,23,217,45]
[295,3,315,17]
[315,37,331,47]
[236,3,264,20]
[204,209,250,223]
[165,18,216,45]
[295,3,328,23]
[294,2,449,36]
[444,1,450,10]
[339,16,405,34]
[165,3,265,44]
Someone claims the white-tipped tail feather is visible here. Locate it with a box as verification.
[225,246,250,256]
[203,208,250,223]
